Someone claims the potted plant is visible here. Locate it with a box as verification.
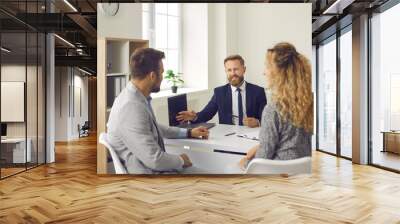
[165,69,184,93]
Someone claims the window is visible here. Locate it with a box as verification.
[143,3,181,90]
[0,1,47,179]
[390,74,400,130]
[339,28,352,158]
[370,3,400,171]
[317,37,337,155]
[312,45,317,150]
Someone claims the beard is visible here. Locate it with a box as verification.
[151,73,162,93]
[228,75,244,86]
[151,83,161,93]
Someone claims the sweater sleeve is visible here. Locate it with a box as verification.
[255,104,280,160]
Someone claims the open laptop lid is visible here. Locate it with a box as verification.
[167,94,187,126]
[1,123,7,137]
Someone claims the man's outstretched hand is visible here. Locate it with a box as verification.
[176,110,197,122]
[190,126,209,139]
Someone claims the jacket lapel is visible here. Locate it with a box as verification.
[245,83,251,116]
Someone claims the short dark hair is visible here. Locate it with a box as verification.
[130,48,165,80]
[224,54,245,66]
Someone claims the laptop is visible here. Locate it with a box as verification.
[1,123,7,140]
[167,94,215,129]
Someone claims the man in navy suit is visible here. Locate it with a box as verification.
[177,55,267,128]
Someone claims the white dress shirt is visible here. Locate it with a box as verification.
[231,81,247,125]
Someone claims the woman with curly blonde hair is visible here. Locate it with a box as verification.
[240,42,313,169]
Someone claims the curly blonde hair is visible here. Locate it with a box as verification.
[266,42,313,133]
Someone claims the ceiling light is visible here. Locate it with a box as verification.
[323,0,354,15]
[54,34,75,48]
[78,67,93,76]
[63,0,78,12]
[1,47,11,53]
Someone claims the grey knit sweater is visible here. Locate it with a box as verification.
[255,103,312,160]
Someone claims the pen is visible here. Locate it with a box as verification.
[225,132,236,136]
[237,134,259,141]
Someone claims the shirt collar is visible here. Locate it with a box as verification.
[230,80,246,92]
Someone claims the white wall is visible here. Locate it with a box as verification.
[55,67,68,141]
[98,3,142,39]
[229,3,312,87]
[1,65,40,136]
[55,67,89,141]
[207,4,230,89]
[182,4,208,90]
[1,64,47,163]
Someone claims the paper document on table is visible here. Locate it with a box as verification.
[236,131,259,141]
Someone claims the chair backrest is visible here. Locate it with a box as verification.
[99,132,127,174]
[82,121,90,130]
[245,157,311,175]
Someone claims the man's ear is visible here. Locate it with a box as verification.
[243,66,247,73]
[149,71,156,81]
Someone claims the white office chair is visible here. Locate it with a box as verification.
[99,132,127,174]
[245,157,311,175]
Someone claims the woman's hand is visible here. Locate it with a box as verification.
[239,145,260,170]
[239,157,249,171]
[246,145,259,160]
[243,117,260,128]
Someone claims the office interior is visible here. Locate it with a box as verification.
[0,0,97,179]
[97,3,312,174]
[0,0,400,222]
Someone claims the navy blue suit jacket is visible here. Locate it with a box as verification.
[195,82,267,125]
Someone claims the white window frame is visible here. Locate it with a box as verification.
[142,3,183,90]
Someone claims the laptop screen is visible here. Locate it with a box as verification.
[1,123,7,137]
[167,94,187,126]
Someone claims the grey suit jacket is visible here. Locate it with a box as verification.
[107,82,185,174]
[255,103,312,160]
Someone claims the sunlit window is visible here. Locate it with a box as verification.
[318,37,337,154]
[143,3,181,89]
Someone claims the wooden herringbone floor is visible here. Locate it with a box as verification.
[1,134,400,224]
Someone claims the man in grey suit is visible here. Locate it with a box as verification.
[107,48,209,174]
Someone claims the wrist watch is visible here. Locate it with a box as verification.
[187,128,192,138]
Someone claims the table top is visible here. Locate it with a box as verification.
[381,131,400,134]
[166,144,244,174]
[1,138,28,143]
[164,124,260,154]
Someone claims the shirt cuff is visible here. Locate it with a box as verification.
[177,128,188,138]
[193,113,199,122]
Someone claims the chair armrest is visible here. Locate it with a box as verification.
[245,157,311,175]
